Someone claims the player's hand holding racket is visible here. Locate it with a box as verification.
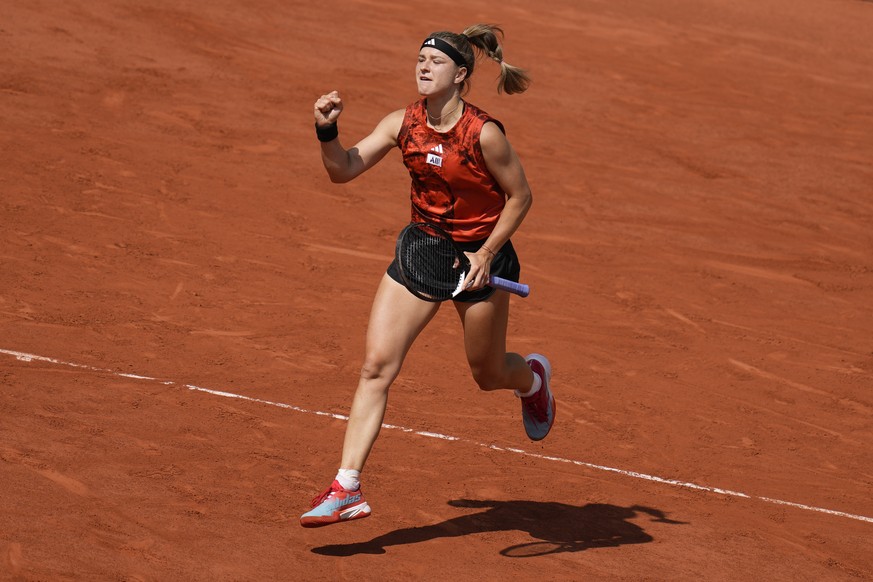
[395,222,530,302]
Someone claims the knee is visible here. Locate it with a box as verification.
[359,355,400,384]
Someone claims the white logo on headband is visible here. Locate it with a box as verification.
[424,39,436,46]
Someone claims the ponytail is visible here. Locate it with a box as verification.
[424,24,531,95]
[461,24,531,95]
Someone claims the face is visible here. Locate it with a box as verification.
[416,47,467,96]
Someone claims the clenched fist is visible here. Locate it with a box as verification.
[314,91,343,126]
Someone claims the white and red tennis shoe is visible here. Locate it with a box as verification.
[518,353,555,441]
[300,480,371,528]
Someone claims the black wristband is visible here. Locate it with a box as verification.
[315,122,338,142]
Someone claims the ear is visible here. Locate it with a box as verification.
[454,66,468,85]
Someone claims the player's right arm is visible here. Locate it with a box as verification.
[314,90,404,183]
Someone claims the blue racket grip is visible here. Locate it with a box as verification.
[490,276,530,298]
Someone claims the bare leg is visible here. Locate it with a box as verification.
[339,274,440,471]
[454,291,534,392]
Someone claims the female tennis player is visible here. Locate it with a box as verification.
[301,24,555,528]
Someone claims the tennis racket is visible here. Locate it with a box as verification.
[394,222,530,301]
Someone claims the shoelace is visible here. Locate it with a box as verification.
[310,483,340,508]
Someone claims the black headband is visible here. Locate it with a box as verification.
[420,37,467,68]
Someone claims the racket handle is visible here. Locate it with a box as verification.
[490,276,530,298]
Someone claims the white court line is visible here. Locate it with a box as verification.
[2,347,871,525]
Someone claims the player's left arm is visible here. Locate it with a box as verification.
[464,121,533,289]
[480,121,533,251]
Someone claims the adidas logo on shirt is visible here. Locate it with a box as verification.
[427,143,444,167]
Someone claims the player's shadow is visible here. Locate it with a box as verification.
[311,499,686,557]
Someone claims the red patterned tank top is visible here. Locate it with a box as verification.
[397,99,506,242]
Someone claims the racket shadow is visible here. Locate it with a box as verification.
[310,499,687,557]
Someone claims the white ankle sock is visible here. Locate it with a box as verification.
[515,372,542,398]
[336,468,361,491]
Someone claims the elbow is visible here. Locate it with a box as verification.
[324,158,357,183]
[328,173,348,184]
[326,169,352,184]
[520,189,533,213]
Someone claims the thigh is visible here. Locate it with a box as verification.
[365,273,442,366]
[453,290,510,371]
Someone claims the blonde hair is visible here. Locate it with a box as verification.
[426,24,530,95]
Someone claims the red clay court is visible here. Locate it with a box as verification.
[1,0,872,580]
